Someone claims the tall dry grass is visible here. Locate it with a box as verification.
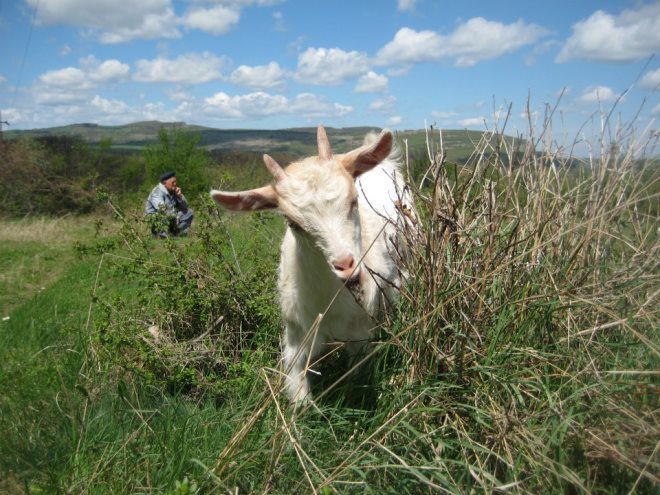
[203,105,658,494]
[0,215,89,244]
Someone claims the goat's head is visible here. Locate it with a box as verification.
[211,126,393,284]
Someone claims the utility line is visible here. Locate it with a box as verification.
[9,0,40,110]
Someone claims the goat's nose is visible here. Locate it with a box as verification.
[333,254,360,281]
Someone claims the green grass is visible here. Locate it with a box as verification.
[0,216,109,315]
[0,257,97,491]
[0,114,658,494]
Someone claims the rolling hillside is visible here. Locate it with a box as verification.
[4,121,514,162]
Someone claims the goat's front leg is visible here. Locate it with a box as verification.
[282,324,312,403]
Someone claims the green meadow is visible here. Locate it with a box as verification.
[0,118,658,494]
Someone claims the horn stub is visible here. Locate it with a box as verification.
[263,154,286,182]
[317,126,332,160]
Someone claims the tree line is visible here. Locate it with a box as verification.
[0,128,216,217]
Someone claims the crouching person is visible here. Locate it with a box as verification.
[145,171,194,238]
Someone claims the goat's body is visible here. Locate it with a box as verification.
[211,126,413,402]
[279,156,408,401]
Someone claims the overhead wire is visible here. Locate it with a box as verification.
[8,0,40,111]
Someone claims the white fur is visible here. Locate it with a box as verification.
[211,127,413,402]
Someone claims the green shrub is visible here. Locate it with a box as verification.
[91,198,282,399]
[0,138,99,216]
[143,127,210,198]
[0,136,151,217]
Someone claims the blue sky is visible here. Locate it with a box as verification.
[1,0,659,137]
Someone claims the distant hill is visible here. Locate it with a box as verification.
[4,121,516,162]
[4,121,210,146]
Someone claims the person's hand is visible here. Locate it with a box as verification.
[174,186,183,198]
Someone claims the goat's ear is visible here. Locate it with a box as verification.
[211,185,278,211]
[342,130,393,177]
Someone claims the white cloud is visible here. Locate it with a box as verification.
[80,57,131,83]
[173,100,195,118]
[0,108,20,122]
[220,0,283,6]
[204,91,352,120]
[228,62,288,90]
[376,27,444,65]
[376,18,547,67]
[557,3,660,63]
[93,60,131,83]
[639,68,660,91]
[134,52,225,84]
[168,89,194,102]
[369,96,397,111]
[205,92,267,118]
[142,102,168,120]
[577,85,620,104]
[181,4,240,35]
[38,58,130,91]
[397,0,417,12]
[4,94,192,128]
[652,103,660,116]
[28,0,180,44]
[59,44,71,56]
[354,71,389,93]
[459,117,486,127]
[100,8,179,43]
[386,115,402,126]
[296,47,370,85]
[0,74,7,84]
[49,104,88,121]
[34,88,89,105]
[289,93,353,118]
[447,17,549,67]
[39,67,92,89]
[28,0,284,43]
[522,112,540,126]
[29,0,166,27]
[91,95,131,114]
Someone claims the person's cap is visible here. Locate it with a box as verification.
[160,171,176,182]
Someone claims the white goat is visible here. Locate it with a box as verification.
[211,126,412,402]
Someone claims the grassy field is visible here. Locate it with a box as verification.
[0,119,658,494]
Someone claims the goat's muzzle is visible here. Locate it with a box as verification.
[333,254,361,284]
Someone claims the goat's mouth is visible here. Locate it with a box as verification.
[344,275,361,291]
[341,267,363,292]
